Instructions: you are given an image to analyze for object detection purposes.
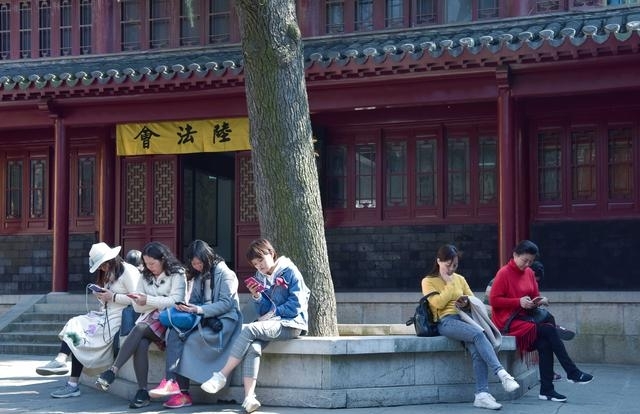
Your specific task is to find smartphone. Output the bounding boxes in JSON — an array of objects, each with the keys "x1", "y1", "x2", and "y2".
[
  {"x1": 175, "y1": 301, "x2": 186, "y2": 306},
  {"x1": 244, "y1": 276, "x2": 266, "y2": 292},
  {"x1": 533, "y1": 296, "x2": 543, "y2": 305},
  {"x1": 87, "y1": 283, "x2": 105, "y2": 293}
]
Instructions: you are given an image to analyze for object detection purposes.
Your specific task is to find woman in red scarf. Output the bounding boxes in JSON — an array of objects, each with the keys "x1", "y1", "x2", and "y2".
[{"x1": 490, "y1": 240, "x2": 593, "y2": 403}]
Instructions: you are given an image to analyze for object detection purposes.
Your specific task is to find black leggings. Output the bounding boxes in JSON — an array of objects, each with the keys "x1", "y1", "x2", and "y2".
[
  {"x1": 60, "y1": 342, "x2": 83, "y2": 378},
  {"x1": 112, "y1": 323, "x2": 162, "y2": 389},
  {"x1": 534, "y1": 323, "x2": 579, "y2": 393}
]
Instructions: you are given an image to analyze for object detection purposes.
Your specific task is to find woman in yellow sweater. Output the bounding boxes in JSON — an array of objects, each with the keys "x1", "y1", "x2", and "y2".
[{"x1": 421, "y1": 244, "x2": 519, "y2": 410}]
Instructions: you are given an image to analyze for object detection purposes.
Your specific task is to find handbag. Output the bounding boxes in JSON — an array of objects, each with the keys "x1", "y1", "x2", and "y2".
[
  {"x1": 525, "y1": 307, "x2": 551, "y2": 324},
  {"x1": 201, "y1": 316, "x2": 223, "y2": 332},
  {"x1": 120, "y1": 305, "x2": 140, "y2": 336},
  {"x1": 501, "y1": 307, "x2": 553, "y2": 334},
  {"x1": 405, "y1": 292, "x2": 439, "y2": 337},
  {"x1": 199, "y1": 274, "x2": 223, "y2": 333},
  {"x1": 113, "y1": 304, "x2": 140, "y2": 358},
  {"x1": 159, "y1": 307, "x2": 201, "y2": 339}
]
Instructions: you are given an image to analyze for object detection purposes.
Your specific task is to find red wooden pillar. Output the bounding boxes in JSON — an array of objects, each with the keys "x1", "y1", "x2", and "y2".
[
  {"x1": 496, "y1": 66, "x2": 515, "y2": 266},
  {"x1": 101, "y1": 128, "x2": 116, "y2": 247},
  {"x1": 52, "y1": 115, "x2": 69, "y2": 292}
]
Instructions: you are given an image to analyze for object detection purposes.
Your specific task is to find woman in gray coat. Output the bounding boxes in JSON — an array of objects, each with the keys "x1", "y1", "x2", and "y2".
[{"x1": 148, "y1": 239, "x2": 242, "y2": 409}]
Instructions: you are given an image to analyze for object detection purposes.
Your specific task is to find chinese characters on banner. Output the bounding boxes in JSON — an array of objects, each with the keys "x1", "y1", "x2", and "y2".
[{"x1": 116, "y1": 118, "x2": 251, "y2": 155}]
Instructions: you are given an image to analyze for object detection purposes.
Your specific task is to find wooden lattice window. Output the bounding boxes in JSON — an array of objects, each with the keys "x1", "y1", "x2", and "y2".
[
  {"x1": 355, "y1": 143, "x2": 376, "y2": 208},
  {"x1": 326, "y1": 0, "x2": 345, "y2": 33},
  {"x1": 29, "y1": 158, "x2": 46, "y2": 218},
  {"x1": 208, "y1": 0, "x2": 230, "y2": 44},
  {"x1": 385, "y1": 0, "x2": 404, "y2": 28},
  {"x1": 447, "y1": 137, "x2": 470, "y2": 206},
  {"x1": 326, "y1": 145, "x2": 348, "y2": 208},
  {"x1": 38, "y1": 0, "x2": 50, "y2": 57},
  {"x1": 608, "y1": 127, "x2": 633, "y2": 201},
  {"x1": 77, "y1": 155, "x2": 95, "y2": 217},
  {"x1": 385, "y1": 140, "x2": 407, "y2": 207},
  {"x1": 5, "y1": 160, "x2": 22, "y2": 219},
  {"x1": 355, "y1": 0, "x2": 373, "y2": 31},
  {"x1": 416, "y1": 137, "x2": 437, "y2": 207},
  {"x1": 571, "y1": 129, "x2": 597, "y2": 202},
  {"x1": 19, "y1": 1, "x2": 31, "y2": 58},
  {"x1": 478, "y1": 135, "x2": 497, "y2": 205},
  {"x1": 0, "y1": 2, "x2": 9, "y2": 59},
  {"x1": 537, "y1": 130, "x2": 562, "y2": 202}
]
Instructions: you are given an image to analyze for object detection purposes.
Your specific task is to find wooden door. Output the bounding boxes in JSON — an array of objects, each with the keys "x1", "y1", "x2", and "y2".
[
  {"x1": 119, "y1": 155, "x2": 179, "y2": 254},
  {"x1": 234, "y1": 151, "x2": 260, "y2": 283}
]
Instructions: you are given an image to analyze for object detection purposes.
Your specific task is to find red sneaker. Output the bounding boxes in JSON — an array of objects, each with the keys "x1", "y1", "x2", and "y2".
[
  {"x1": 163, "y1": 392, "x2": 193, "y2": 409},
  {"x1": 149, "y1": 378, "x2": 180, "y2": 398}
]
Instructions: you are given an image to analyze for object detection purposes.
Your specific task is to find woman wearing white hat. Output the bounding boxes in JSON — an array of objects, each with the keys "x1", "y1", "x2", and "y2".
[{"x1": 35, "y1": 242, "x2": 141, "y2": 399}]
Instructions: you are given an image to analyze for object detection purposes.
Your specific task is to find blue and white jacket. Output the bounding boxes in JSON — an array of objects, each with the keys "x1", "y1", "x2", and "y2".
[{"x1": 251, "y1": 256, "x2": 310, "y2": 334}]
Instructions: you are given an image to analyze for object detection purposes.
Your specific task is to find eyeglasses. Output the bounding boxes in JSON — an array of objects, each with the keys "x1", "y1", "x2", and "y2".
[{"x1": 516, "y1": 255, "x2": 536, "y2": 266}]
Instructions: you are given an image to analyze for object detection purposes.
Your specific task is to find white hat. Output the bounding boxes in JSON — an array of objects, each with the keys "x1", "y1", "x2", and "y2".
[{"x1": 89, "y1": 242, "x2": 122, "y2": 273}]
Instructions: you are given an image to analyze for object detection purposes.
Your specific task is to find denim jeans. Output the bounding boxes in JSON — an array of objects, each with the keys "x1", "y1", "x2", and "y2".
[
  {"x1": 230, "y1": 319, "x2": 302, "y2": 379},
  {"x1": 438, "y1": 314, "x2": 504, "y2": 394}
]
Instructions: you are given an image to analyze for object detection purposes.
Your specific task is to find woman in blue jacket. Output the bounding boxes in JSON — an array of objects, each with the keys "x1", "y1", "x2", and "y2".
[{"x1": 200, "y1": 238, "x2": 310, "y2": 413}]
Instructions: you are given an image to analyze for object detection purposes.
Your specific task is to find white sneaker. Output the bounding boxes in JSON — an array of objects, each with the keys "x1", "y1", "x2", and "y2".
[
  {"x1": 36, "y1": 359, "x2": 69, "y2": 376},
  {"x1": 497, "y1": 369, "x2": 520, "y2": 392},
  {"x1": 474, "y1": 392, "x2": 502, "y2": 410},
  {"x1": 200, "y1": 372, "x2": 227, "y2": 394},
  {"x1": 242, "y1": 394, "x2": 261, "y2": 413}
]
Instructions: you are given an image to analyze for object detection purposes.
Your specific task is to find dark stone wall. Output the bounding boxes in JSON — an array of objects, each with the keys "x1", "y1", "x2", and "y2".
[
  {"x1": 326, "y1": 224, "x2": 499, "y2": 292},
  {"x1": 531, "y1": 219, "x2": 640, "y2": 291},
  {"x1": 0, "y1": 234, "x2": 96, "y2": 294},
  {"x1": 1, "y1": 219, "x2": 637, "y2": 294}
]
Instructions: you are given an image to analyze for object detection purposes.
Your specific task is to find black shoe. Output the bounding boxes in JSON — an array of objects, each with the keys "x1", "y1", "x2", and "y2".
[
  {"x1": 95, "y1": 369, "x2": 115, "y2": 391},
  {"x1": 568, "y1": 371, "x2": 593, "y2": 384},
  {"x1": 539, "y1": 390, "x2": 567, "y2": 402},
  {"x1": 556, "y1": 326, "x2": 575, "y2": 341},
  {"x1": 129, "y1": 389, "x2": 150, "y2": 409}
]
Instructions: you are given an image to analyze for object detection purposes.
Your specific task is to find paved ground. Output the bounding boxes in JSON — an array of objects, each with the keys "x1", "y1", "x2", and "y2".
[{"x1": 1, "y1": 354, "x2": 637, "y2": 414}]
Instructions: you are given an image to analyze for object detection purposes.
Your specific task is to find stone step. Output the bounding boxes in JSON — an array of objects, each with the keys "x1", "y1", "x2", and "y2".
[
  {"x1": 0, "y1": 342, "x2": 58, "y2": 356},
  {"x1": 39, "y1": 293, "x2": 99, "y2": 304},
  {"x1": 7, "y1": 321, "x2": 68, "y2": 332},
  {"x1": 0, "y1": 331, "x2": 61, "y2": 344},
  {"x1": 0, "y1": 294, "x2": 99, "y2": 357},
  {"x1": 33, "y1": 302, "x2": 101, "y2": 314},
  {"x1": 15, "y1": 312, "x2": 86, "y2": 323}
]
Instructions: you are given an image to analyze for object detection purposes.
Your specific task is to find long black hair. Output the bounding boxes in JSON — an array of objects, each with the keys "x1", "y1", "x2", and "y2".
[
  {"x1": 96, "y1": 256, "x2": 125, "y2": 287},
  {"x1": 140, "y1": 241, "x2": 184, "y2": 284},
  {"x1": 426, "y1": 244, "x2": 460, "y2": 277},
  {"x1": 184, "y1": 239, "x2": 224, "y2": 281},
  {"x1": 513, "y1": 240, "x2": 539, "y2": 256}
]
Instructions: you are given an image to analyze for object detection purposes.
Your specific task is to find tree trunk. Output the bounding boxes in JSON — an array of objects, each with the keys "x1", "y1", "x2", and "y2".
[{"x1": 235, "y1": 0, "x2": 338, "y2": 336}]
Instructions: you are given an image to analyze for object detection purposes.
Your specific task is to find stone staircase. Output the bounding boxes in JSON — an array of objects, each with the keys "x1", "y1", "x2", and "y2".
[{"x1": 0, "y1": 293, "x2": 101, "y2": 356}]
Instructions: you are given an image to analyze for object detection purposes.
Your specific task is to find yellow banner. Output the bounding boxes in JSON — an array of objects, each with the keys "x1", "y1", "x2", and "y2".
[{"x1": 116, "y1": 118, "x2": 250, "y2": 155}]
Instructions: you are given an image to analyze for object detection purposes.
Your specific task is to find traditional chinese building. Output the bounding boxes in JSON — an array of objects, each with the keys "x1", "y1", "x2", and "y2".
[{"x1": 0, "y1": 0, "x2": 639, "y2": 294}]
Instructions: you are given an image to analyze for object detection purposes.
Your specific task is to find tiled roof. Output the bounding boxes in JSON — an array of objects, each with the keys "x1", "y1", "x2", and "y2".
[{"x1": 0, "y1": 8, "x2": 638, "y2": 100}]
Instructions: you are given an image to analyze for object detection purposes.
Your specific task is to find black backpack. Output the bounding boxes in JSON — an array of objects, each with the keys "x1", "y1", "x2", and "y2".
[{"x1": 406, "y1": 292, "x2": 439, "y2": 337}]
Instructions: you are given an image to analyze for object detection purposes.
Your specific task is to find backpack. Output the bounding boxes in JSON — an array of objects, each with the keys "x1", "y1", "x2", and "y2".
[{"x1": 405, "y1": 292, "x2": 439, "y2": 337}]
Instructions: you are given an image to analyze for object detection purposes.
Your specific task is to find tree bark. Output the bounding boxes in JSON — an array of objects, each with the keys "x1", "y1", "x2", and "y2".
[{"x1": 235, "y1": 0, "x2": 338, "y2": 336}]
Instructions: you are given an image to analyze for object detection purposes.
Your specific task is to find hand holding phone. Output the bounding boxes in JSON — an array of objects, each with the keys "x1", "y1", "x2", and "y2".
[
  {"x1": 532, "y1": 296, "x2": 547, "y2": 307},
  {"x1": 455, "y1": 295, "x2": 470, "y2": 310},
  {"x1": 88, "y1": 283, "x2": 105, "y2": 293},
  {"x1": 244, "y1": 276, "x2": 265, "y2": 293}
]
